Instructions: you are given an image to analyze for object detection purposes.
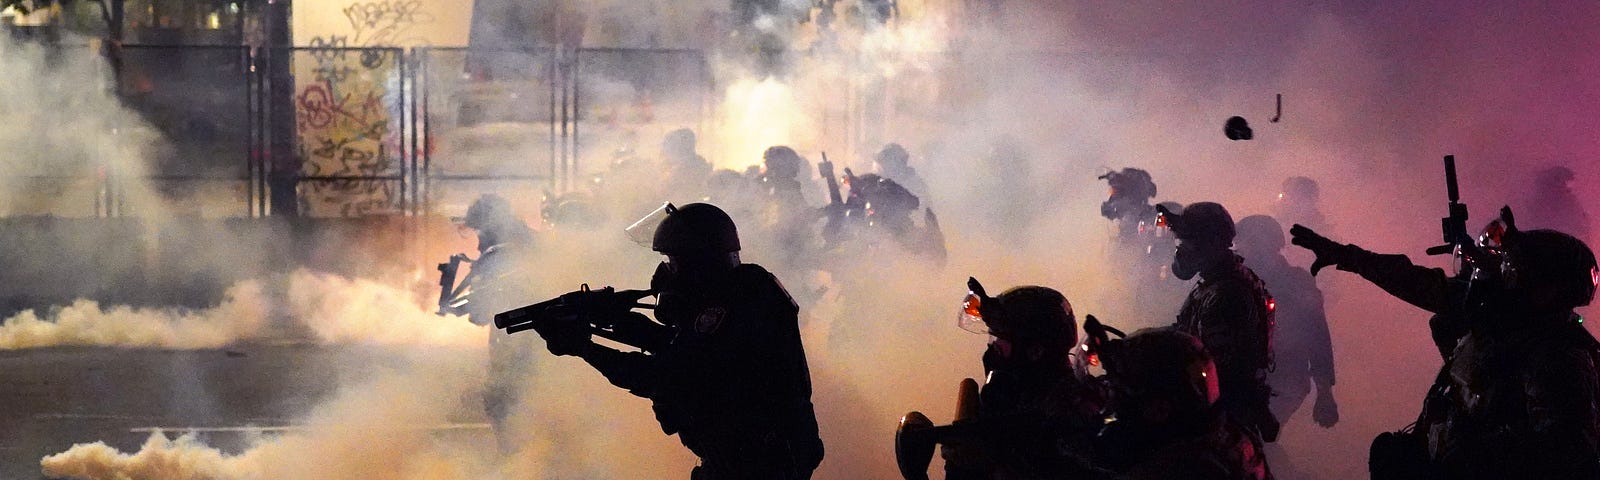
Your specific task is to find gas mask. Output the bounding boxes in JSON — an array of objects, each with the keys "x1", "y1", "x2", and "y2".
[
  {"x1": 650, "y1": 262, "x2": 697, "y2": 327},
  {"x1": 1172, "y1": 238, "x2": 1209, "y2": 281}
]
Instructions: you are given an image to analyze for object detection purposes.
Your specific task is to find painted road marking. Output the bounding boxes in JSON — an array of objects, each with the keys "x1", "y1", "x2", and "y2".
[{"x1": 129, "y1": 423, "x2": 492, "y2": 433}]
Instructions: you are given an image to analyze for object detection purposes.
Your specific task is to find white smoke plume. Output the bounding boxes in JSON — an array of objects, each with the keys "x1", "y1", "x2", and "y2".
[
  {"x1": 20, "y1": 1, "x2": 1600, "y2": 480},
  {"x1": 0, "y1": 269, "x2": 481, "y2": 350},
  {"x1": 0, "y1": 36, "x2": 170, "y2": 217},
  {"x1": 283, "y1": 269, "x2": 482, "y2": 348},
  {"x1": 41, "y1": 355, "x2": 490, "y2": 480},
  {"x1": 0, "y1": 281, "x2": 269, "y2": 350}
]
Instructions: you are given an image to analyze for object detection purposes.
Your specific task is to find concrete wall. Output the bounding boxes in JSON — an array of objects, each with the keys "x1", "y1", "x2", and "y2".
[{"x1": 293, "y1": 0, "x2": 474, "y2": 48}]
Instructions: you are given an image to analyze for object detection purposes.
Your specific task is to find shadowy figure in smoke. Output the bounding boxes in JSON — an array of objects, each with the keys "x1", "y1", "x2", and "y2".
[
  {"x1": 1157, "y1": 202, "x2": 1280, "y2": 447},
  {"x1": 1100, "y1": 168, "x2": 1159, "y2": 246},
  {"x1": 662, "y1": 128, "x2": 714, "y2": 201},
  {"x1": 973, "y1": 137, "x2": 1046, "y2": 241},
  {"x1": 532, "y1": 203, "x2": 824, "y2": 479},
  {"x1": 1293, "y1": 211, "x2": 1600, "y2": 480},
  {"x1": 838, "y1": 173, "x2": 946, "y2": 266},
  {"x1": 705, "y1": 168, "x2": 763, "y2": 223},
  {"x1": 874, "y1": 143, "x2": 929, "y2": 201},
  {"x1": 1099, "y1": 169, "x2": 1187, "y2": 326},
  {"x1": 541, "y1": 190, "x2": 607, "y2": 232},
  {"x1": 447, "y1": 194, "x2": 538, "y2": 454},
  {"x1": 1235, "y1": 215, "x2": 1338, "y2": 429},
  {"x1": 729, "y1": 0, "x2": 811, "y2": 77},
  {"x1": 754, "y1": 146, "x2": 822, "y2": 270},
  {"x1": 1271, "y1": 177, "x2": 1328, "y2": 234},
  {"x1": 1519, "y1": 166, "x2": 1592, "y2": 240}
]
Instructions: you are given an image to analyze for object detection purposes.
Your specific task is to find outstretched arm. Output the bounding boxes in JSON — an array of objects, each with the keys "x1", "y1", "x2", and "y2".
[{"x1": 1290, "y1": 224, "x2": 1460, "y2": 315}]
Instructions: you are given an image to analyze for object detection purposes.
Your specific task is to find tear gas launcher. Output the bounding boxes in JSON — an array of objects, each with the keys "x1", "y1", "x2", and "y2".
[
  {"x1": 435, "y1": 254, "x2": 472, "y2": 316},
  {"x1": 493, "y1": 284, "x2": 666, "y2": 351},
  {"x1": 817, "y1": 153, "x2": 858, "y2": 241}
]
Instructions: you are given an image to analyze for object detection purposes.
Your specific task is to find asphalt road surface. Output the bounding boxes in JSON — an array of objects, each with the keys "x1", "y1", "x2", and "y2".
[{"x1": 0, "y1": 343, "x2": 490, "y2": 479}]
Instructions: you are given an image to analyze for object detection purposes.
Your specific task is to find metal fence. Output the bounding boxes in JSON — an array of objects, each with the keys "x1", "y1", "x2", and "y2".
[
  {"x1": 415, "y1": 47, "x2": 560, "y2": 216},
  {"x1": 279, "y1": 46, "x2": 412, "y2": 217},
  {"x1": 121, "y1": 44, "x2": 256, "y2": 218},
  {"x1": 7, "y1": 44, "x2": 712, "y2": 218},
  {"x1": 414, "y1": 47, "x2": 711, "y2": 217}
]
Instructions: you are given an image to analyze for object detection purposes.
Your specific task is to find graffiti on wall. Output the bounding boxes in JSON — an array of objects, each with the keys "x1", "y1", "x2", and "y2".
[
  {"x1": 292, "y1": 0, "x2": 438, "y2": 217},
  {"x1": 294, "y1": 45, "x2": 402, "y2": 217},
  {"x1": 341, "y1": 0, "x2": 435, "y2": 47}
]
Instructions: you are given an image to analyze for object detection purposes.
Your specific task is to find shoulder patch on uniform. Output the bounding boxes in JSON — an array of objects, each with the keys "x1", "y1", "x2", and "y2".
[{"x1": 695, "y1": 307, "x2": 728, "y2": 334}]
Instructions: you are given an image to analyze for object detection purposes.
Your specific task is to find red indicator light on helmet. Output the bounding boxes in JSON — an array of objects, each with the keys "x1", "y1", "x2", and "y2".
[{"x1": 1266, "y1": 298, "x2": 1276, "y2": 312}]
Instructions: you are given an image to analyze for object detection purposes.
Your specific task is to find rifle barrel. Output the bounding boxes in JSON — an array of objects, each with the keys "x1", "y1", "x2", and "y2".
[{"x1": 1443, "y1": 155, "x2": 1459, "y2": 203}]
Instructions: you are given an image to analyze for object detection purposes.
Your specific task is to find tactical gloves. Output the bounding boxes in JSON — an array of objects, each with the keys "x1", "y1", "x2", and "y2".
[
  {"x1": 533, "y1": 313, "x2": 592, "y2": 356},
  {"x1": 1289, "y1": 224, "x2": 1357, "y2": 276}
]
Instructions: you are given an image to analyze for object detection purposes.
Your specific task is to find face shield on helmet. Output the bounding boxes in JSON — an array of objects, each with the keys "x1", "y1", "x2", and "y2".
[
  {"x1": 957, "y1": 277, "x2": 991, "y2": 334},
  {"x1": 1450, "y1": 218, "x2": 1513, "y2": 286},
  {"x1": 1479, "y1": 219, "x2": 1513, "y2": 283},
  {"x1": 1154, "y1": 206, "x2": 1171, "y2": 237},
  {"x1": 958, "y1": 292, "x2": 987, "y2": 334},
  {"x1": 625, "y1": 202, "x2": 676, "y2": 248}
]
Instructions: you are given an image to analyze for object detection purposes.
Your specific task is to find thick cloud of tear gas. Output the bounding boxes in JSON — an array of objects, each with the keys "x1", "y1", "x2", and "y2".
[
  {"x1": 0, "y1": 281, "x2": 269, "y2": 350},
  {"x1": 43, "y1": 355, "x2": 489, "y2": 480},
  {"x1": 0, "y1": 270, "x2": 480, "y2": 349},
  {"x1": 284, "y1": 269, "x2": 482, "y2": 347},
  {"x1": 42, "y1": 432, "x2": 250, "y2": 480},
  {"x1": 626, "y1": 2, "x2": 1600, "y2": 479},
  {"x1": 0, "y1": 36, "x2": 171, "y2": 217},
  {"x1": 33, "y1": 1, "x2": 1600, "y2": 479}
]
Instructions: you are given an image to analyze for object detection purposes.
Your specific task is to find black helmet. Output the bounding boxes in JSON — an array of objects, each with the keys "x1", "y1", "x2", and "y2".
[
  {"x1": 985, "y1": 286, "x2": 1078, "y2": 348},
  {"x1": 1224, "y1": 116, "x2": 1253, "y2": 141},
  {"x1": 1107, "y1": 168, "x2": 1157, "y2": 200},
  {"x1": 1235, "y1": 214, "x2": 1286, "y2": 254},
  {"x1": 664, "y1": 128, "x2": 697, "y2": 153},
  {"x1": 1159, "y1": 202, "x2": 1235, "y2": 243},
  {"x1": 1509, "y1": 229, "x2": 1598, "y2": 308},
  {"x1": 652, "y1": 203, "x2": 741, "y2": 255},
  {"x1": 1106, "y1": 328, "x2": 1219, "y2": 408},
  {"x1": 1535, "y1": 166, "x2": 1576, "y2": 189},
  {"x1": 876, "y1": 143, "x2": 910, "y2": 168},
  {"x1": 462, "y1": 194, "x2": 515, "y2": 231},
  {"x1": 541, "y1": 192, "x2": 604, "y2": 230},
  {"x1": 1280, "y1": 176, "x2": 1320, "y2": 201},
  {"x1": 763, "y1": 146, "x2": 803, "y2": 180}
]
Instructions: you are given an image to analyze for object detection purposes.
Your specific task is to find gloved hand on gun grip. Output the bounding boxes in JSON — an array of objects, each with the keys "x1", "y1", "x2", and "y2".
[
  {"x1": 1289, "y1": 224, "x2": 1355, "y2": 276},
  {"x1": 610, "y1": 311, "x2": 671, "y2": 352},
  {"x1": 533, "y1": 314, "x2": 592, "y2": 357}
]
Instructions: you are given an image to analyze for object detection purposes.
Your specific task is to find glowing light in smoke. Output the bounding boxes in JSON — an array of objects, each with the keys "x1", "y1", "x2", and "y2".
[{"x1": 713, "y1": 78, "x2": 808, "y2": 172}]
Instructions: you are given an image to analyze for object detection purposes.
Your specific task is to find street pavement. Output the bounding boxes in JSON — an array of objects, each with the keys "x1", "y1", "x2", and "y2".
[{"x1": 0, "y1": 343, "x2": 489, "y2": 479}]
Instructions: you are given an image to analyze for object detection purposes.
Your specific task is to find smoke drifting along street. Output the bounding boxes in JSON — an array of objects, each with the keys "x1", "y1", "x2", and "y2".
[{"x1": 2, "y1": 1, "x2": 1598, "y2": 479}]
